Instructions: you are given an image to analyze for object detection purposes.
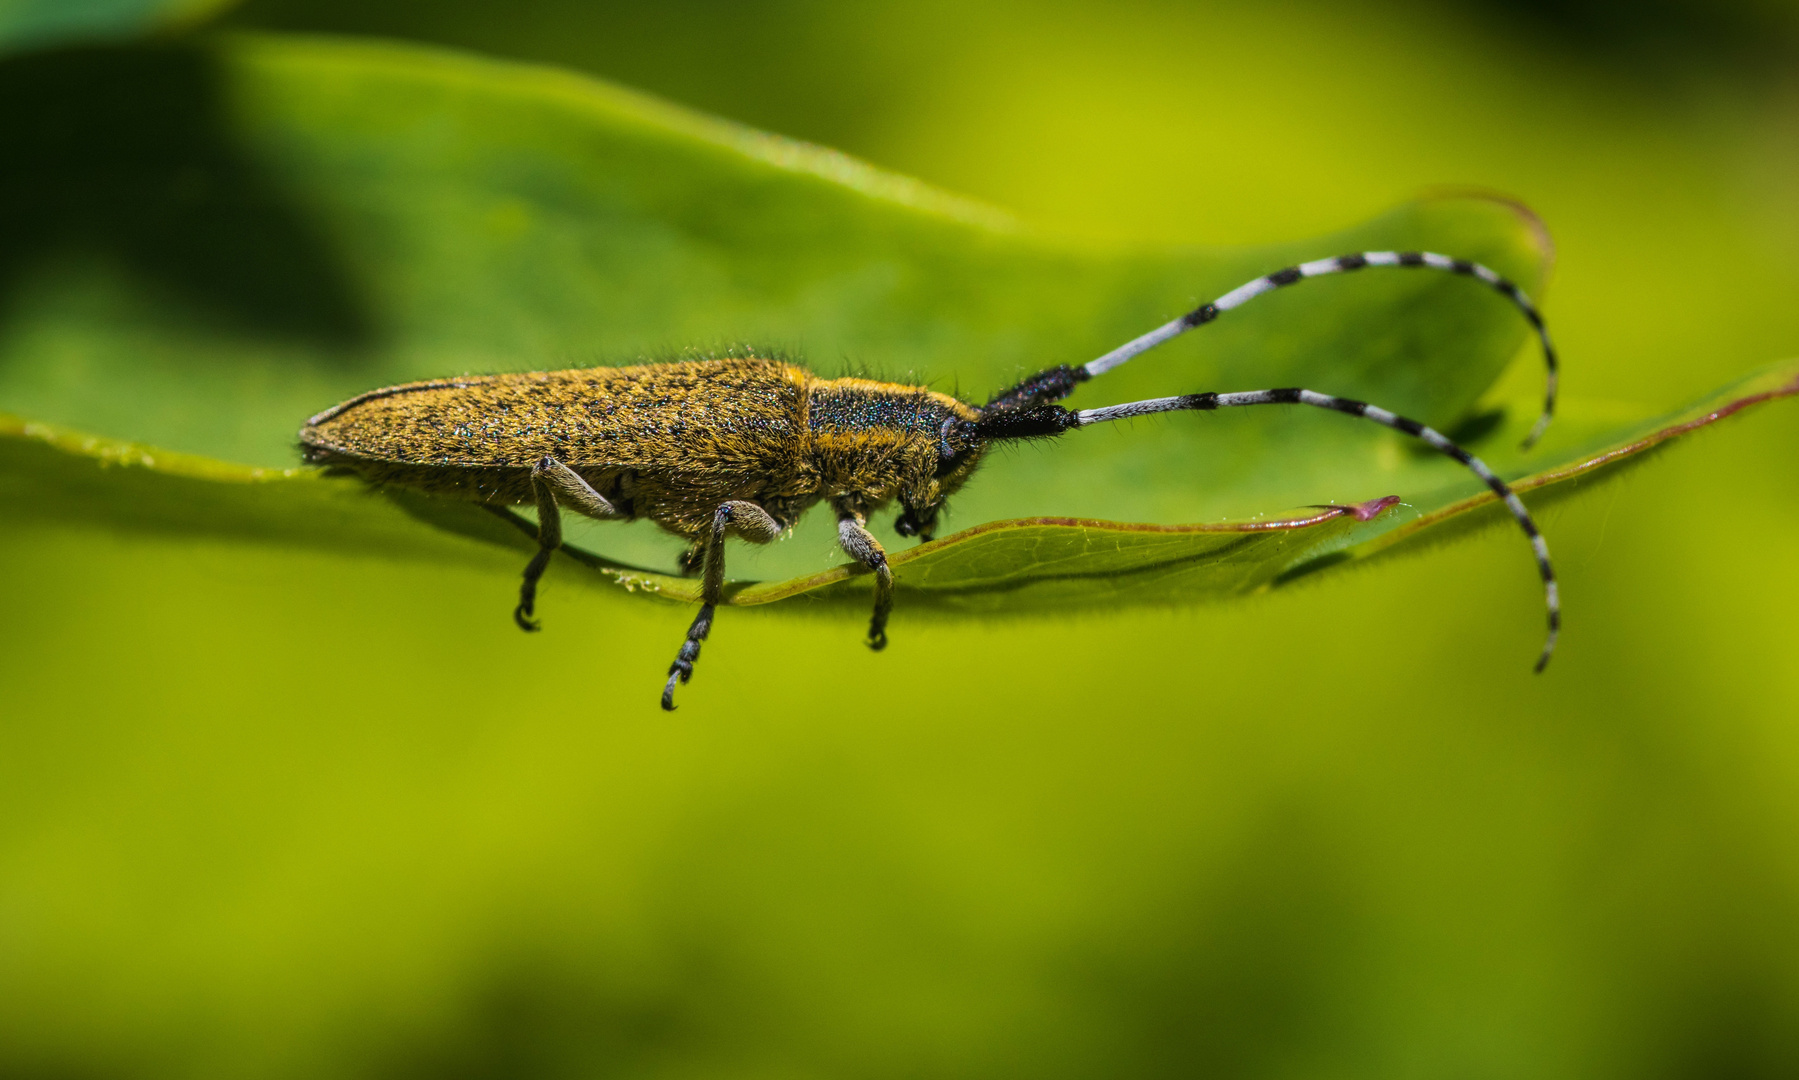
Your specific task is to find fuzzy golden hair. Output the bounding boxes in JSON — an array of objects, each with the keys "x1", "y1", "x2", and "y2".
[{"x1": 300, "y1": 358, "x2": 985, "y2": 539}]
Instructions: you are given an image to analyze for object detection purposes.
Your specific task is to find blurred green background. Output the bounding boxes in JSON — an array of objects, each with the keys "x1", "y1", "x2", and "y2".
[{"x1": 3, "y1": 0, "x2": 1799, "y2": 1076}]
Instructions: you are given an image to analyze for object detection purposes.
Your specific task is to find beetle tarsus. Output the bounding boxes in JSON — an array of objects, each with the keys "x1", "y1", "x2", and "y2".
[
  {"x1": 513, "y1": 546, "x2": 554, "y2": 633},
  {"x1": 661, "y1": 603, "x2": 713, "y2": 711},
  {"x1": 835, "y1": 506, "x2": 895, "y2": 658}
]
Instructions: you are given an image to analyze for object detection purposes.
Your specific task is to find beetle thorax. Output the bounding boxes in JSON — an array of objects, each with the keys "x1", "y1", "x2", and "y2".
[{"x1": 804, "y1": 377, "x2": 982, "y2": 512}]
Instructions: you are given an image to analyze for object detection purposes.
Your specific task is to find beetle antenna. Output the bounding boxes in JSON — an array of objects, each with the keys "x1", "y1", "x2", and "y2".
[
  {"x1": 987, "y1": 252, "x2": 1558, "y2": 448},
  {"x1": 980, "y1": 388, "x2": 1560, "y2": 670},
  {"x1": 1093, "y1": 254, "x2": 1557, "y2": 447}
]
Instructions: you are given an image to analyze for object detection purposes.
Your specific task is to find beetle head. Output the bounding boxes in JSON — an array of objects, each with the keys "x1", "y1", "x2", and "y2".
[{"x1": 896, "y1": 418, "x2": 987, "y2": 540}]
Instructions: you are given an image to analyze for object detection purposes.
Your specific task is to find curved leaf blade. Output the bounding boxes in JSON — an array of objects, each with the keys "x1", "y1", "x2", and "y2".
[
  {"x1": 0, "y1": 35, "x2": 1787, "y2": 613},
  {"x1": 613, "y1": 360, "x2": 1799, "y2": 608},
  {"x1": 0, "y1": 35, "x2": 1543, "y2": 527},
  {"x1": 6, "y1": 360, "x2": 1792, "y2": 612}
]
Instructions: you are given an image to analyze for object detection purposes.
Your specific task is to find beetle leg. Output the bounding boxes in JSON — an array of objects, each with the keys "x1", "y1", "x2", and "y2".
[
  {"x1": 678, "y1": 543, "x2": 704, "y2": 577},
  {"x1": 534, "y1": 457, "x2": 628, "y2": 521},
  {"x1": 662, "y1": 501, "x2": 777, "y2": 710},
  {"x1": 724, "y1": 500, "x2": 781, "y2": 543},
  {"x1": 513, "y1": 462, "x2": 565, "y2": 632},
  {"x1": 834, "y1": 503, "x2": 893, "y2": 651},
  {"x1": 512, "y1": 456, "x2": 628, "y2": 631}
]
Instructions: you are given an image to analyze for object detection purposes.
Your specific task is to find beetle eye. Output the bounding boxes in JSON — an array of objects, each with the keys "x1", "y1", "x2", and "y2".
[{"x1": 937, "y1": 417, "x2": 979, "y2": 468}]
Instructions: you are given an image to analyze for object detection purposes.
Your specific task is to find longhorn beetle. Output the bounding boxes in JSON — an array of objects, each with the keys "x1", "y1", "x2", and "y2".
[{"x1": 301, "y1": 251, "x2": 1559, "y2": 710}]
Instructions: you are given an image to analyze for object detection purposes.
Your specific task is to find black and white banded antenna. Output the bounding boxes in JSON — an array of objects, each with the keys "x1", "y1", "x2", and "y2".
[
  {"x1": 1082, "y1": 252, "x2": 1559, "y2": 448},
  {"x1": 966, "y1": 386, "x2": 1562, "y2": 671}
]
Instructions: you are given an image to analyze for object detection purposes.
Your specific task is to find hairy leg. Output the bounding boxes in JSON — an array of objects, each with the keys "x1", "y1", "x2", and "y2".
[
  {"x1": 512, "y1": 456, "x2": 630, "y2": 631},
  {"x1": 535, "y1": 457, "x2": 628, "y2": 521},
  {"x1": 834, "y1": 502, "x2": 894, "y2": 650},
  {"x1": 661, "y1": 500, "x2": 781, "y2": 710}
]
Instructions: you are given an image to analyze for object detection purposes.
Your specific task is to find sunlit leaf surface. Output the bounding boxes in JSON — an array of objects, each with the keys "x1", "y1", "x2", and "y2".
[
  {"x1": 0, "y1": 33, "x2": 1566, "y2": 583},
  {"x1": 4, "y1": 32, "x2": 1792, "y2": 611},
  {"x1": 7, "y1": 361, "x2": 1795, "y2": 617}
]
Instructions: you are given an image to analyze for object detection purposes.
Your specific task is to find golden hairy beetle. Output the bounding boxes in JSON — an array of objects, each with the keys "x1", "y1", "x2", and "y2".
[{"x1": 302, "y1": 250, "x2": 1562, "y2": 709}]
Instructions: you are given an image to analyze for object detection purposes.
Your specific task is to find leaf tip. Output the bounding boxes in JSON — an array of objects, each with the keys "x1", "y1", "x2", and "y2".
[{"x1": 1309, "y1": 495, "x2": 1402, "y2": 523}]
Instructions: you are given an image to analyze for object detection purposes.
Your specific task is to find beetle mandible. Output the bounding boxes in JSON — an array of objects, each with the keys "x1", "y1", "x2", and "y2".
[{"x1": 301, "y1": 251, "x2": 1560, "y2": 709}]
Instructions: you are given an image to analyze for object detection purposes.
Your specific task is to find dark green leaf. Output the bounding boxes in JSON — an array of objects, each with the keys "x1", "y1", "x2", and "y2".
[{"x1": 0, "y1": 0, "x2": 236, "y2": 54}]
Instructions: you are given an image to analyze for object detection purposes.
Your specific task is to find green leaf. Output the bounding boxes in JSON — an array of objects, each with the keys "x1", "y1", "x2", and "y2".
[
  {"x1": 0, "y1": 0, "x2": 237, "y2": 54},
  {"x1": 0, "y1": 33, "x2": 1564, "y2": 583},
  {"x1": 8, "y1": 362, "x2": 1796, "y2": 614},
  {"x1": 1, "y1": 34, "x2": 1543, "y2": 483},
  {"x1": 1, "y1": 33, "x2": 1791, "y2": 613}
]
